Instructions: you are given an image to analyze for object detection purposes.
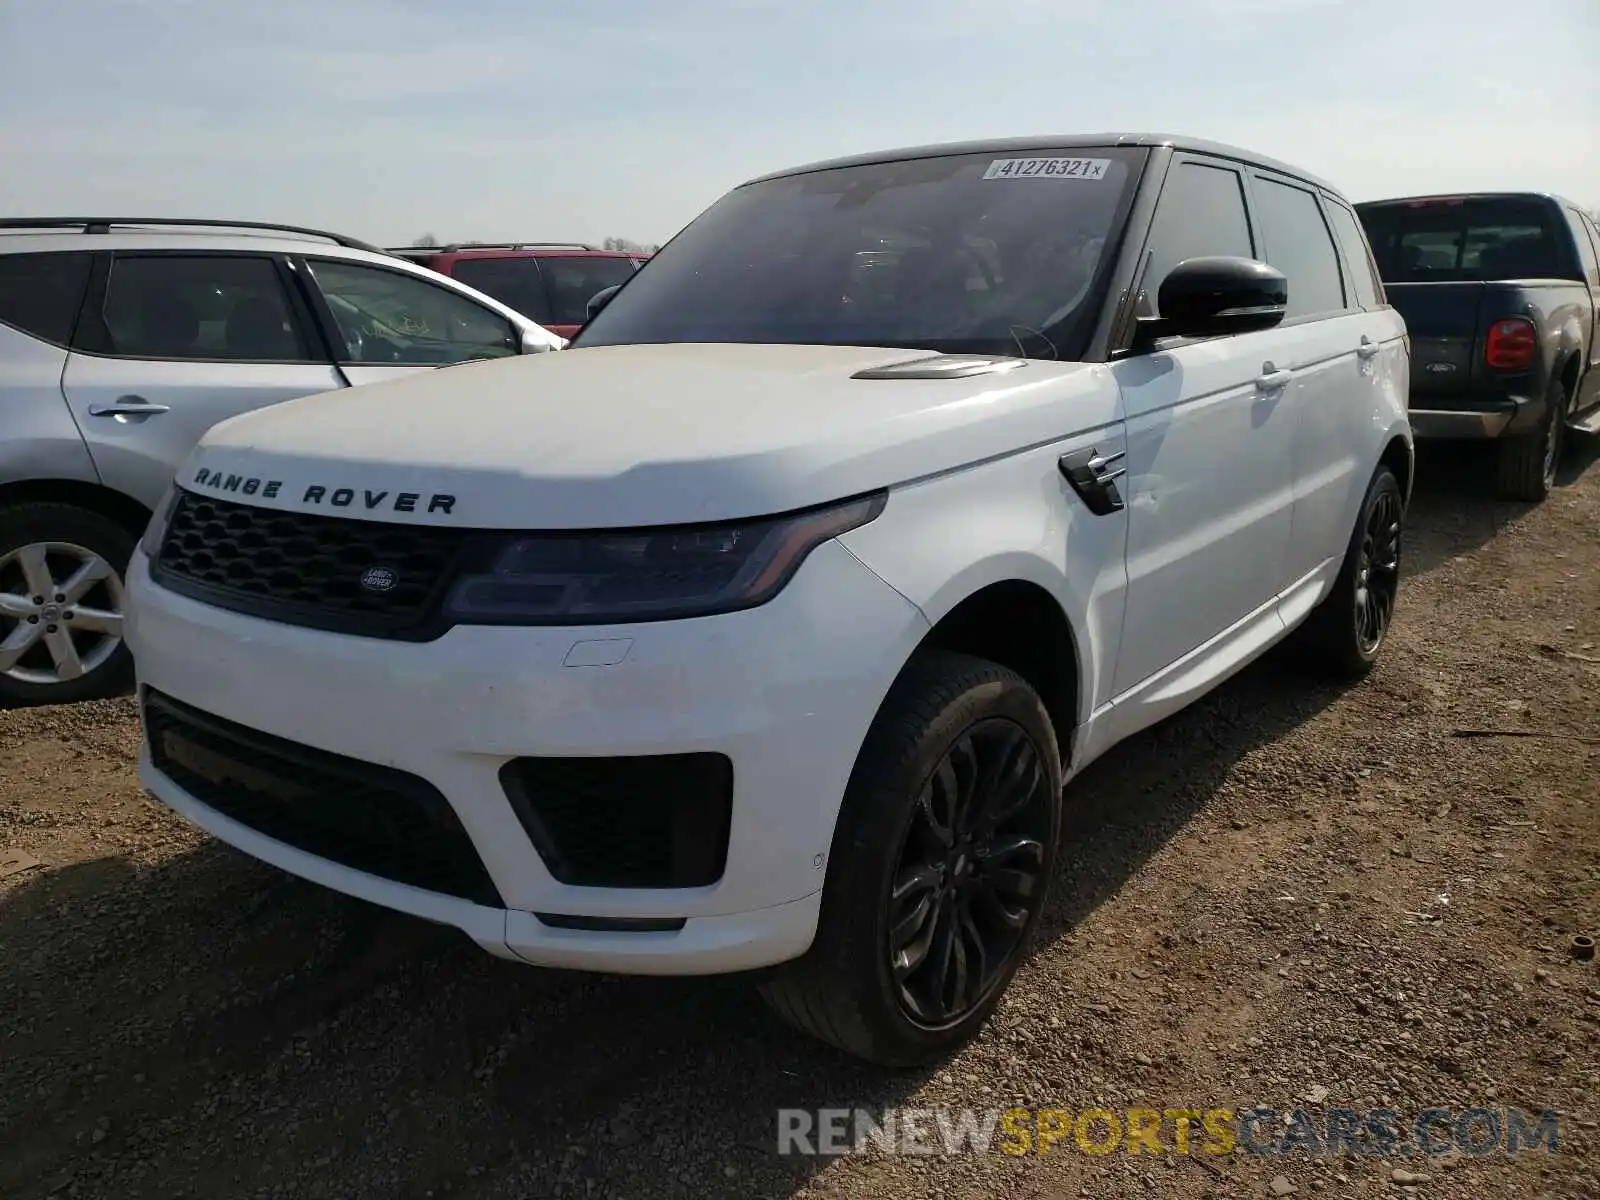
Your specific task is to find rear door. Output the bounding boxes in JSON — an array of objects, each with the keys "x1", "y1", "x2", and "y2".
[
  {"x1": 1244, "y1": 173, "x2": 1385, "y2": 588},
  {"x1": 60, "y1": 252, "x2": 344, "y2": 511},
  {"x1": 297, "y1": 257, "x2": 524, "y2": 388}
]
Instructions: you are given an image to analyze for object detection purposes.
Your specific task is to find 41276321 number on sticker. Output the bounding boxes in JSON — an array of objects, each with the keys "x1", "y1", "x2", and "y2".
[{"x1": 982, "y1": 157, "x2": 1110, "y2": 181}]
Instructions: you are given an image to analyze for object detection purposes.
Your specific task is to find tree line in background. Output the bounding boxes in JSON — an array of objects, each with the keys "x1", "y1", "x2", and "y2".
[{"x1": 410, "y1": 234, "x2": 660, "y2": 252}]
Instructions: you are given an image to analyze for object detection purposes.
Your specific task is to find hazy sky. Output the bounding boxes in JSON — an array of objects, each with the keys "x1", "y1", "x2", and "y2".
[{"x1": 2, "y1": 0, "x2": 1597, "y2": 248}]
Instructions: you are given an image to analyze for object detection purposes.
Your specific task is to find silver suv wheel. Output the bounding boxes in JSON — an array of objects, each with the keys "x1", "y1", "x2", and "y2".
[{"x1": 0, "y1": 541, "x2": 126, "y2": 685}]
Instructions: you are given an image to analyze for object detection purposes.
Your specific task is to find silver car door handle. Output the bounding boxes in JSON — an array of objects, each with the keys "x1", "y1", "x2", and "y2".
[
  {"x1": 88, "y1": 398, "x2": 171, "y2": 417},
  {"x1": 1255, "y1": 362, "x2": 1293, "y2": 391},
  {"x1": 1356, "y1": 338, "x2": 1381, "y2": 360}
]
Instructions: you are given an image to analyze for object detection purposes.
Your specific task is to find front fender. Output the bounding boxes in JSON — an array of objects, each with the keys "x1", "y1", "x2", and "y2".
[{"x1": 839, "y1": 436, "x2": 1129, "y2": 727}]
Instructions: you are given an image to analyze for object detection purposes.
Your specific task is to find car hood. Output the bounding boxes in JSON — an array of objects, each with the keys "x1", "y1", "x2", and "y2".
[{"x1": 181, "y1": 343, "x2": 1112, "y2": 529}]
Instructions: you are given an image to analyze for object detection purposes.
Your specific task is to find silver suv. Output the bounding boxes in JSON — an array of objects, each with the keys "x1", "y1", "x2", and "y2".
[{"x1": 0, "y1": 218, "x2": 563, "y2": 706}]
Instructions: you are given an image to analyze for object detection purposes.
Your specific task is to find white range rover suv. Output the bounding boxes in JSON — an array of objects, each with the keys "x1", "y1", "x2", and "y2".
[{"x1": 127, "y1": 135, "x2": 1412, "y2": 1066}]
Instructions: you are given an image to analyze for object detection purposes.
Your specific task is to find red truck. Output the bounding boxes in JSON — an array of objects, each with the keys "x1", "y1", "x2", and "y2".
[{"x1": 387, "y1": 243, "x2": 649, "y2": 340}]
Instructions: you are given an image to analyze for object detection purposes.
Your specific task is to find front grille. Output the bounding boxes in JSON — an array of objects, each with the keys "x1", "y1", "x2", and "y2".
[
  {"x1": 499, "y1": 754, "x2": 734, "y2": 889},
  {"x1": 151, "y1": 491, "x2": 464, "y2": 640},
  {"x1": 144, "y1": 689, "x2": 502, "y2": 906}
]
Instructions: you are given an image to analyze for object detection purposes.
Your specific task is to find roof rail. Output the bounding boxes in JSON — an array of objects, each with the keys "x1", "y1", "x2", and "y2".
[
  {"x1": 0, "y1": 217, "x2": 386, "y2": 254},
  {"x1": 387, "y1": 240, "x2": 604, "y2": 253}
]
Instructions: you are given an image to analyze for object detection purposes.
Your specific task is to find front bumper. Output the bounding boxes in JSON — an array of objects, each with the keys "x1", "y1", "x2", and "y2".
[{"x1": 126, "y1": 539, "x2": 929, "y2": 974}]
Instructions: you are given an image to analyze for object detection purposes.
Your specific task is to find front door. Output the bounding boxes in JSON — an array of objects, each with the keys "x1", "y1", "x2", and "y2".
[
  {"x1": 297, "y1": 257, "x2": 524, "y2": 389},
  {"x1": 1110, "y1": 155, "x2": 1297, "y2": 698},
  {"x1": 61, "y1": 252, "x2": 345, "y2": 511}
]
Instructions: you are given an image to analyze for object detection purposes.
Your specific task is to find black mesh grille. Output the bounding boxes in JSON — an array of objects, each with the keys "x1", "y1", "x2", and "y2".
[
  {"x1": 499, "y1": 755, "x2": 734, "y2": 889},
  {"x1": 144, "y1": 689, "x2": 502, "y2": 906},
  {"x1": 151, "y1": 491, "x2": 465, "y2": 640}
]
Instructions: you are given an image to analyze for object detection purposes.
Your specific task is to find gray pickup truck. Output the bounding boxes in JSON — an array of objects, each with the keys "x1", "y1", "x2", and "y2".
[{"x1": 1355, "y1": 193, "x2": 1600, "y2": 501}]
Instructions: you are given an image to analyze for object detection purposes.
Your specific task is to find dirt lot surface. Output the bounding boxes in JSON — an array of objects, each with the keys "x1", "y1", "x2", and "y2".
[{"x1": 3, "y1": 442, "x2": 1598, "y2": 1200}]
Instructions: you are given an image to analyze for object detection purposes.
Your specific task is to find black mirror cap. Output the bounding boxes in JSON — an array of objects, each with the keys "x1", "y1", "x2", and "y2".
[
  {"x1": 1143, "y1": 256, "x2": 1288, "y2": 343},
  {"x1": 586, "y1": 284, "x2": 623, "y2": 322}
]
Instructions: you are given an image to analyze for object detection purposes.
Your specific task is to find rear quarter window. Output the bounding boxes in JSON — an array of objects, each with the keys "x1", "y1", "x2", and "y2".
[{"x1": 0, "y1": 251, "x2": 93, "y2": 346}]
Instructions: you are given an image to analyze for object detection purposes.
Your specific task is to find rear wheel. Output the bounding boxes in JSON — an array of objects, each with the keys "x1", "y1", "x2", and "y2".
[
  {"x1": 1297, "y1": 464, "x2": 1403, "y2": 679},
  {"x1": 759, "y1": 650, "x2": 1062, "y2": 1067},
  {"x1": 1495, "y1": 377, "x2": 1567, "y2": 502},
  {"x1": 0, "y1": 504, "x2": 136, "y2": 707}
]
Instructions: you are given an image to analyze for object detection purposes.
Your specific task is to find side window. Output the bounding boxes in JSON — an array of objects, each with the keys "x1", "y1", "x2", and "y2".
[
  {"x1": 536, "y1": 256, "x2": 645, "y2": 326},
  {"x1": 1141, "y1": 160, "x2": 1254, "y2": 315},
  {"x1": 307, "y1": 260, "x2": 519, "y2": 366},
  {"x1": 0, "y1": 252, "x2": 93, "y2": 347},
  {"x1": 448, "y1": 258, "x2": 553, "y2": 323},
  {"x1": 1251, "y1": 177, "x2": 1348, "y2": 319},
  {"x1": 1564, "y1": 209, "x2": 1600, "y2": 287},
  {"x1": 98, "y1": 255, "x2": 316, "y2": 362},
  {"x1": 1323, "y1": 201, "x2": 1385, "y2": 309}
]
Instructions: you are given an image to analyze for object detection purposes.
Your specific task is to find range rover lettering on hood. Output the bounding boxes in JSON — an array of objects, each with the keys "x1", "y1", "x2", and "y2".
[{"x1": 190, "y1": 468, "x2": 456, "y2": 515}]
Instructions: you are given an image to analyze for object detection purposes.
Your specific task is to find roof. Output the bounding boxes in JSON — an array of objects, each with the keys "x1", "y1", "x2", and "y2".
[{"x1": 742, "y1": 132, "x2": 1344, "y2": 197}]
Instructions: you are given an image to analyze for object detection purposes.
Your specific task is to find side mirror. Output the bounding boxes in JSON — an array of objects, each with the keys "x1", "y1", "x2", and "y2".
[
  {"x1": 586, "y1": 284, "x2": 622, "y2": 322},
  {"x1": 1134, "y1": 256, "x2": 1287, "y2": 347}
]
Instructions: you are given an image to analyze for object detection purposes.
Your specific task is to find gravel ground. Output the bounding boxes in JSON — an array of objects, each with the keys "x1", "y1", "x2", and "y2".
[{"x1": 2, "y1": 441, "x2": 1598, "y2": 1200}]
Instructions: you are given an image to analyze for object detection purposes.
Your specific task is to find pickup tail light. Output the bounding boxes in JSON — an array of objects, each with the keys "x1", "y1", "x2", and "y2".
[{"x1": 1484, "y1": 317, "x2": 1536, "y2": 370}]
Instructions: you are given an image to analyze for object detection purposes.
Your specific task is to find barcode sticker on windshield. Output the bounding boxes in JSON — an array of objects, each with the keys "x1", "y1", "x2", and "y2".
[{"x1": 982, "y1": 157, "x2": 1111, "y2": 181}]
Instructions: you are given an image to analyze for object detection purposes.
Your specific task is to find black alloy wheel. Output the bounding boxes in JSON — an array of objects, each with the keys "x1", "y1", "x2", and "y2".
[{"x1": 886, "y1": 717, "x2": 1053, "y2": 1028}]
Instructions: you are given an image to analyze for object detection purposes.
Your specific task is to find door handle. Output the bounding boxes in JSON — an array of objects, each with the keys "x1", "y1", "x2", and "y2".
[
  {"x1": 1356, "y1": 337, "x2": 1381, "y2": 361},
  {"x1": 88, "y1": 397, "x2": 171, "y2": 418},
  {"x1": 1255, "y1": 362, "x2": 1293, "y2": 392}
]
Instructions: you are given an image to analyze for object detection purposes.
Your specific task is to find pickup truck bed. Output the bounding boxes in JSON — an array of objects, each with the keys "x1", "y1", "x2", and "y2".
[{"x1": 1356, "y1": 193, "x2": 1600, "y2": 501}]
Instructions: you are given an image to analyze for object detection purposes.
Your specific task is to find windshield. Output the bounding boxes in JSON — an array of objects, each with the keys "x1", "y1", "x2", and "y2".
[
  {"x1": 1358, "y1": 198, "x2": 1578, "y2": 283},
  {"x1": 574, "y1": 147, "x2": 1146, "y2": 360}
]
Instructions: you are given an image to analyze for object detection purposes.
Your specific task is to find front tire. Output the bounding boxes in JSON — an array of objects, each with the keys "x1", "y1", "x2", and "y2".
[
  {"x1": 0, "y1": 503, "x2": 136, "y2": 707},
  {"x1": 759, "y1": 650, "x2": 1062, "y2": 1067},
  {"x1": 1495, "y1": 377, "x2": 1567, "y2": 502},
  {"x1": 1297, "y1": 464, "x2": 1403, "y2": 680}
]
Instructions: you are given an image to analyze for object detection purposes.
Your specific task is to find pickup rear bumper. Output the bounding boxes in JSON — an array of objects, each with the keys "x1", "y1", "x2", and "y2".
[{"x1": 1408, "y1": 390, "x2": 1545, "y2": 440}]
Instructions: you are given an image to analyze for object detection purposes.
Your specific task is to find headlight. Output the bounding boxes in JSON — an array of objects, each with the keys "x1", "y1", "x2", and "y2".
[
  {"x1": 443, "y1": 492, "x2": 886, "y2": 626},
  {"x1": 139, "y1": 483, "x2": 181, "y2": 558}
]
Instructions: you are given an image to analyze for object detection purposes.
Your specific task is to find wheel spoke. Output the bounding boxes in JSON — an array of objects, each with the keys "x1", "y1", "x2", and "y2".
[
  {"x1": 0, "y1": 621, "x2": 42, "y2": 671},
  {"x1": 43, "y1": 627, "x2": 84, "y2": 680},
  {"x1": 60, "y1": 556, "x2": 112, "y2": 604},
  {"x1": 69, "y1": 606, "x2": 123, "y2": 636},
  {"x1": 947, "y1": 735, "x2": 981, "y2": 831},
  {"x1": 16, "y1": 545, "x2": 55, "y2": 599},
  {"x1": 0, "y1": 591, "x2": 36, "y2": 619},
  {"x1": 918, "y1": 763, "x2": 959, "y2": 848},
  {"x1": 930, "y1": 902, "x2": 963, "y2": 1013},
  {"x1": 954, "y1": 901, "x2": 988, "y2": 1007},
  {"x1": 974, "y1": 736, "x2": 1041, "y2": 832},
  {"x1": 893, "y1": 889, "x2": 946, "y2": 979},
  {"x1": 972, "y1": 877, "x2": 1031, "y2": 929},
  {"x1": 888, "y1": 864, "x2": 942, "y2": 953}
]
